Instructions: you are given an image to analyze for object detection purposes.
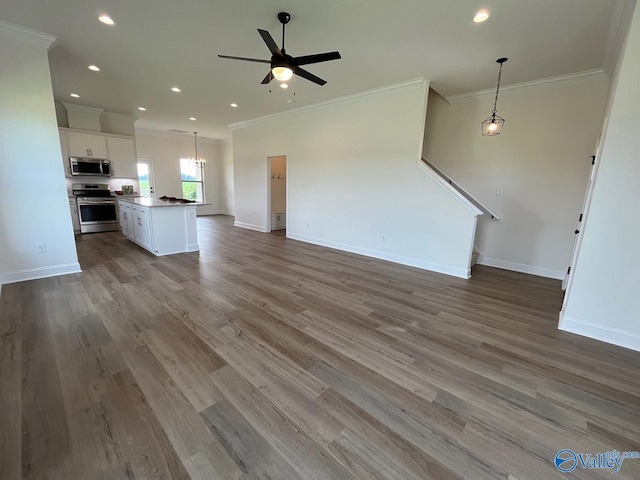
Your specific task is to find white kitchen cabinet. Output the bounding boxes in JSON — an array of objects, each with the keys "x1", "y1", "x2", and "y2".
[
  {"x1": 67, "y1": 131, "x2": 108, "y2": 158},
  {"x1": 60, "y1": 131, "x2": 71, "y2": 177},
  {"x1": 118, "y1": 199, "x2": 199, "y2": 256},
  {"x1": 68, "y1": 198, "x2": 80, "y2": 233},
  {"x1": 107, "y1": 136, "x2": 137, "y2": 178},
  {"x1": 132, "y1": 205, "x2": 153, "y2": 251},
  {"x1": 119, "y1": 201, "x2": 135, "y2": 240}
]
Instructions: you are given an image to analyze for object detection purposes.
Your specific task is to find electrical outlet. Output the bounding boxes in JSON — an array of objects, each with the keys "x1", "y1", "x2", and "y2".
[
  {"x1": 37, "y1": 242, "x2": 47, "y2": 253},
  {"x1": 496, "y1": 187, "x2": 503, "y2": 195}
]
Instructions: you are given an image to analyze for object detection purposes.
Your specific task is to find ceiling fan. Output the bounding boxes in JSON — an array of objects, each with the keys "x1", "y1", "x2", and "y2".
[{"x1": 218, "y1": 12, "x2": 341, "y2": 86}]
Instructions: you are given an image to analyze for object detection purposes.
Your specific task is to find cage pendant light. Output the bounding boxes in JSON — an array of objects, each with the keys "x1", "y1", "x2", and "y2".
[{"x1": 482, "y1": 57, "x2": 508, "y2": 136}]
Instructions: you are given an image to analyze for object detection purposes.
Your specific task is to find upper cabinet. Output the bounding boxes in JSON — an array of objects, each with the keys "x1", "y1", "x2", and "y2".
[
  {"x1": 107, "y1": 136, "x2": 137, "y2": 178},
  {"x1": 67, "y1": 131, "x2": 108, "y2": 158},
  {"x1": 59, "y1": 128, "x2": 138, "y2": 179}
]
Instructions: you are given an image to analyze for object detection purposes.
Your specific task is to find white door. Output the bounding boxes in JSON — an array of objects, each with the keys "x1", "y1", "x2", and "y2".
[
  {"x1": 562, "y1": 120, "x2": 606, "y2": 291},
  {"x1": 137, "y1": 158, "x2": 156, "y2": 198}
]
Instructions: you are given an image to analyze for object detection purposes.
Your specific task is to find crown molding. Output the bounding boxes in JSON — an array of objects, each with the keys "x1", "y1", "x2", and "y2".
[
  {"x1": 61, "y1": 103, "x2": 104, "y2": 115},
  {"x1": 135, "y1": 128, "x2": 218, "y2": 144},
  {"x1": 0, "y1": 20, "x2": 56, "y2": 49},
  {"x1": 100, "y1": 111, "x2": 138, "y2": 122},
  {"x1": 230, "y1": 78, "x2": 429, "y2": 130},
  {"x1": 602, "y1": 0, "x2": 636, "y2": 75},
  {"x1": 445, "y1": 69, "x2": 609, "y2": 105}
]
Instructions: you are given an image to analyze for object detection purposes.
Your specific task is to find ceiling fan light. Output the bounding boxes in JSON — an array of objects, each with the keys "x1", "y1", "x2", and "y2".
[{"x1": 272, "y1": 66, "x2": 293, "y2": 81}]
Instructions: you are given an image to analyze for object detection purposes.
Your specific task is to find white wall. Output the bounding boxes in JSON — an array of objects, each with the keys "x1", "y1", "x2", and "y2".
[
  {"x1": 135, "y1": 130, "x2": 232, "y2": 215},
  {"x1": 0, "y1": 21, "x2": 80, "y2": 286},
  {"x1": 220, "y1": 138, "x2": 235, "y2": 215},
  {"x1": 560, "y1": 1, "x2": 640, "y2": 352},
  {"x1": 233, "y1": 79, "x2": 480, "y2": 278},
  {"x1": 424, "y1": 78, "x2": 609, "y2": 279}
]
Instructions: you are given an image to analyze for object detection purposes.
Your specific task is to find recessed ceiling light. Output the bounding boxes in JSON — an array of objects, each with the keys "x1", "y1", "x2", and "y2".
[
  {"x1": 171, "y1": 87, "x2": 181, "y2": 93},
  {"x1": 473, "y1": 10, "x2": 490, "y2": 22},
  {"x1": 138, "y1": 107, "x2": 146, "y2": 111},
  {"x1": 280, "y1": 83, "x2": 289, "y2": 89},
  {"x1": 230, "y1": 103, "x2": 238, "y2": 108},
  {"x1": 70, "y1": 93, "x2": 80, "y2": 98},
  {"x1": 88, "y1": 65, "x2": 100, "y2": 72},
  {"x1": 98, "y1": 15, "x2": 115, "y2": 25},
  {"x1": 189, "y1": 117, "x2": 196, "y2": 121}
]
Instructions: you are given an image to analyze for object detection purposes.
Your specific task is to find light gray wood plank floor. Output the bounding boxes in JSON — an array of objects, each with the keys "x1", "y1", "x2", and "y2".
[{"x1": 1, "y1": 215, "x2": 639, "y2": 479}]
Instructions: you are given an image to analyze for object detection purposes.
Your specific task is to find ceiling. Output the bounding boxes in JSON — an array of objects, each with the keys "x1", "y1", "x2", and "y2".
[{"x1": 0, "y1": 0, "x2": 628, "y2": 139}]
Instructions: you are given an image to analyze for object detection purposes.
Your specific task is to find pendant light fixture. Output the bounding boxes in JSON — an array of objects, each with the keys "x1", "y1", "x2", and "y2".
[
  {"x1": 482, "y1": 57, "x2": 508, "y2": 136},
  {"x1": 191, "y1": 132, "x2": 206, "y2": 167}
]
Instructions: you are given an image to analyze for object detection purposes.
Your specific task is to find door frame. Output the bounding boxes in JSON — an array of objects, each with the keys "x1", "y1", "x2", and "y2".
[
  {"x1": 137, "y1": 158, "x2": 156, "y2": 198},
  {"x1": 266, "y1": 155, "x2": 287, "y2": 232}
]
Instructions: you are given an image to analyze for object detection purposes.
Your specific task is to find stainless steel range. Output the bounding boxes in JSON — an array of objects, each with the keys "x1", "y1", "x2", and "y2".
[{"x1": 72, "y1": 183, "x2": 119, "y2": 233}]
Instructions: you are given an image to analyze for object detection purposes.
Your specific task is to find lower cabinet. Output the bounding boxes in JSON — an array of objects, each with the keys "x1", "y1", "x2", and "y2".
[
  {"x1": 118, "y1": 200, "x2": 199, "y2": 256},
  {"x1": 132, "y1": 206, "x2": 153, "y2": 251}
]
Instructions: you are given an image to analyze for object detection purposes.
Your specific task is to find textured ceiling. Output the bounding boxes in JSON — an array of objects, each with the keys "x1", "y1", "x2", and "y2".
[{"x1": 0, "y1": 0, "x2": 628, "y2": 139}]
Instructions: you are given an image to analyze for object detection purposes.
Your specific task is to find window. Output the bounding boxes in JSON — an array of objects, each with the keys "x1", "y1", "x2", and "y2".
[{"x1": 180, "y1": 159, "x2": 204, "y2": 202}]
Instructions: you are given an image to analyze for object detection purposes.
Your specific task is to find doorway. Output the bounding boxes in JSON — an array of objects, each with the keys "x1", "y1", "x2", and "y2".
[
  {"x1": 137, "y1": 158, "x2": 156, "y2": 198},
  {"x1": 268, "y1": 156, "x2": 287, "y2": 232}
]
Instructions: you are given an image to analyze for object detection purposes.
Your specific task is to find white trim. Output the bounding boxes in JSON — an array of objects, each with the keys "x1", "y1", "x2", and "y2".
[
  {"x1": 0, "y1": 263, "x2": 81, "y2": 286},
  {"x1": 230, "y1": 78, "x2": 428, "y2": 130},
  {"x1": 559, "y1": 313, "x2": 640, "y2": 353},
  {"x1": 445, "y1": 69, "x2": 609, "y2": 105},
  {"x1": 234, "y1": 221, "x2": 269, "y2": 233},
  {"x1": 135, "y1": 128, "x2": 219, "y2": 144},
  {"x1": 100, "y1": 111, "x2": 138, "y2": 122},
  {"x1": 196, "y1": 209, "x2": 234, "y2": 216},
  {"x1": 477, "y1": 254, "x2": 564, "y2": 280},
  {"x1": 288, "y1": 232, "x2": 470, "y2": 279},
  {"x1": 602, "y1": 0, "x2": 636, "y2": 74},
  {"x1": 0, "y1": 20, "x2": 57, "y2": 49},
  {"x1": 61, "y1": 103, "x2": 104, "y2": 115},
  {"x1": 417, "y1": 159, "x2": 484, "y2": 217}
]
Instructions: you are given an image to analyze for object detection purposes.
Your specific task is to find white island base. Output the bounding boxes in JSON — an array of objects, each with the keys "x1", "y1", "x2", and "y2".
[{"x1": 118, "y1": 198, "x2": 200, "y2": 256}]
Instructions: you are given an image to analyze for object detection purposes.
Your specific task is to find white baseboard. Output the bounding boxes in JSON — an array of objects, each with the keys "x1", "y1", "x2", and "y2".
[
  {"x1": 234, "y1": 221, "x2": 269, "y2": 233},
  {"x1": 477, "y1": 254, "x2": 564, "y2": 280},
  {"x1": 0, "y1": 262, "x2": 82, "y2": 286},
  {"x1": 559, "y1": 313, "x2": 640, "y2": 353},
  {"x1": 287, "y1": 232, "x2": 470, "y2": 279},
  {"x1": 197, "y1": 209, "x2": 234, "y2": 216}
]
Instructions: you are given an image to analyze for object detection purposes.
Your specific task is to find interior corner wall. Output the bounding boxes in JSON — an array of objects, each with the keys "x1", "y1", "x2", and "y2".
[
  {"x1": 423, "y1": 80, "x2": 609, "y2": 279},
  {"x1": 233, "y1": 80, "x2": 479, "y2": 278},
  {"x1": 134, "y1": 131, "x2": 228, "y2": 215},
  {"x1": 220, "y1": 138, "x2": 235, "y2": 215},
  {"x1": 560, "y1": 1, "x2": 640, "y2": 352},
  {"x1": 0, "y1": 32, "x2": 80, "y2": 286}
]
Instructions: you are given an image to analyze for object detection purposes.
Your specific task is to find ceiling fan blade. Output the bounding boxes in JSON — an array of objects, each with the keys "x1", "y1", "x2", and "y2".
[
  {"x1": 261, "y1": 70, "x2": 274, "y2": 85},
  {"x1": 293, "y1": 66, "x2": 327, "y2": 86},
  {"x1": 293, "y1": 51, "x2": 341, "y2": 66},
  {"x1": 218, "y1": 55, "x2": 271, "y2": 64},
  {"x1": 258, "y1": 29, "x2": 282, "y2": 56}
]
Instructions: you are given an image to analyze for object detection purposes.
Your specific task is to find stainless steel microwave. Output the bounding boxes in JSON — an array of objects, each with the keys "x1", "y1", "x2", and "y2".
[{"x1": 69, "y1": 157, "x2": 111, "y2": 176}]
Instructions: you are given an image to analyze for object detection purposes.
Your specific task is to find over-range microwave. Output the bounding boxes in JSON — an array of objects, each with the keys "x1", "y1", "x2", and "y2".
[{"x1": 69, "y1": 157, "x2": 111, "y2": 176}]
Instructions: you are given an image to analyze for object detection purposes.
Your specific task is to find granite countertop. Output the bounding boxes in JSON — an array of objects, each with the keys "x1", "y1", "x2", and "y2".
[{"x1": 117, "y1": 197, "x2": 209, "y2": 208}]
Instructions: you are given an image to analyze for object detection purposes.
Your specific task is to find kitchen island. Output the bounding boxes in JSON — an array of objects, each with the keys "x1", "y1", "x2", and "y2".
[{"x1": 117, "y1": 197, "x2": 204, "y2": 256}]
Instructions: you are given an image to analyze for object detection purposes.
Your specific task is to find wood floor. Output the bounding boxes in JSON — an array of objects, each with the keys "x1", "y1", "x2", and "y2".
[{"x1": 1, "y1": 215, "x2": 639, "y2": 480}]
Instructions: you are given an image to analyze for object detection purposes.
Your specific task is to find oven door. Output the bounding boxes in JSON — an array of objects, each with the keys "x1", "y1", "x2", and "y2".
[{"x1": 77, "y1": 198, "x2": 119, "y2": 233}]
